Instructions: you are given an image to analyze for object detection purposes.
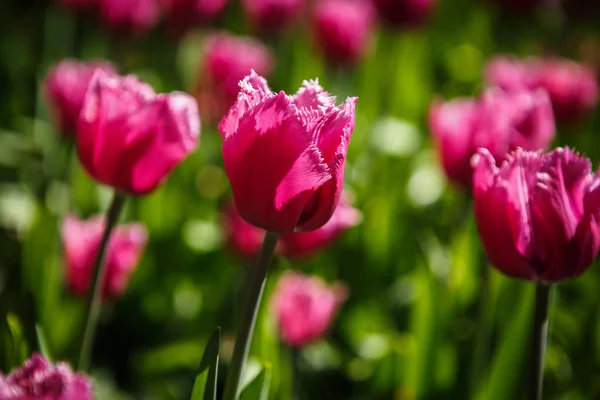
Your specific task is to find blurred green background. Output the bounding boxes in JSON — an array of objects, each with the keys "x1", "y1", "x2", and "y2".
[{"x1": 1, "y1": 0, "x2": 600, "y2": 399}]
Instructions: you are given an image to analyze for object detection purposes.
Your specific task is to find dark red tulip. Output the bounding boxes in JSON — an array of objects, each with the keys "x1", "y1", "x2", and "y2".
[
  {"x1": 242, "y1": 0, "x2": 305, "y2": 32},
  {"x1": 370, "y1": 0, "x2": 436, "y2": 29},
  {"x1": 98, "y1": 0, "x2": 162, "y2": 36},
  {"x1": 163, "y1": 0, "x2": 228, "y2": 36}
]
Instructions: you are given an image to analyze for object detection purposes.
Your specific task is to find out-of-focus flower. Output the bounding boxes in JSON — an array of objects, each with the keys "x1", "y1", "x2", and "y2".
[
  {"x1": 429, "y1": 87, "x2": 555, "y2": 188},
  {"x1": 196, "y1": 33, "x2": 274, "y2": 123},
  {"x1": 224, "y1": 195, "x2": 361, "y2": 259},
  {"x1": 242, "y1": 0, "x2": 304, "y2": 32},
  {"x1": 62, "y1": 215, "x2": 147, "y2": 299},
  {"x1": 219, "y1": 72, "x2": 357, "y2": 233},
  {"x1": 272, "y1": 271, "x2": 347, "y2": 347},
  {"x1": 0, "y1": 353, "x2": 94, "y2": 400},
  {"x1": 98, "y1": 0, "x2": 162, "y2": 36},
  {"x1": 486, "y1": 56, "x2": 598, "y2": 125},
  {"x1": 472, "y1": 147, "x2": 600, "y2": 283},
  {"x1": 312, "y1": 0, "x2": 375, "y2": 66},
  {"x1": 164, "y1": 0, "x2": 228, "y2": 36},
  {"x1": 44, "y1": 60, "x2": 117, "y2": 136},
  {"x1": 77, "y1": 70, "x2": 200, "y2": 194},
  {"x1": 370, "y1": 0, "x2": 435, "y2": 28}
]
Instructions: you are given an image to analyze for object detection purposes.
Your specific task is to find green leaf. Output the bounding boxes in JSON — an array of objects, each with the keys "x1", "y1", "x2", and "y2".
[
  {"x1": 239, "y1": 363, "x2": 272, "y2": 400},
  {"x1": 35, "y1": 324, "x2": 51, "y2": 360},
  {"x1": 190, "y1": 327, "x2": 221, "y2": 400},
  {"x1": 6, "y1": 313, "x2": 28, "y2": 369}
]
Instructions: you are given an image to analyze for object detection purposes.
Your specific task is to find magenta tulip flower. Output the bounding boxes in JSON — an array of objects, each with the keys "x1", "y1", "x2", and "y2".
[
  {"x1": 370, "y1": 0, "x2": 435, "y2": 28},
  {"x1": 62, "y1": 215, "x2": 147, "y2": 299},
  {"x1": 219, "y1": 72, "x2": 357, "y2": 233},
  {"x1": 472, "y1": 147, "x2": 600, "y2": 282},
  {"x1": 77, "y1": 70, "x2": 200, "y2": 194},
  {"x1": 98, "y1": 0, "x2": 162, "y2": 35},
  {"x1": 312, "y1": 0, "x2": 375, "y2": 66},
  {"x1": 429, "y1": 87, "x2": 555, "y2": 188},
  {"x1": 44, "y1": 59, "x2": 116, "y2": 136},
  {"x1": 164, "y1": 0, "x2": 228, "y2": 36},
  {"x1": 242, "y1": 0, "x2": 304, "y2": 32},
  {"x1": 272, "y1": 271, "x2": 347, "y2": 347},
  {"x1": 486, "y1": 56, "x2": 598, "y2": 125},
  {"x1": 0, "y1": 353, "x2": 94, "y2": 400}
]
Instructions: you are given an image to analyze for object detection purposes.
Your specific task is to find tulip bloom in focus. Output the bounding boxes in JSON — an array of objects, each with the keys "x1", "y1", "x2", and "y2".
[
  {"x1": 44, "y1": 60, "x2": 116, "y2": 136},
  {"x1": 62, "y1": 215, "x2": 148, "y2": 300},
  {"x1": 224, "y1": 195, "x2": 362, "y2": 259},
  {"x1": 98, "y1": 0, "x2": 162, "y2": 35},
  {"x1": 486, "y1": 56, "x2": 599, "y2": 125},
  {"x1": 429, "y1": 87, "x2": 555, "y2": 188},
  {"x1": 472, "y1": 147, "x2": 600, "y2": 283},
  {"x1": 219, "y1": 72, "x2": 357, "y2": 233},
  {"x1": 370, "y1": 0, "x2": 435, "y2": 28},
  {"x1": 272, "y1": 271, "x2": 347, "y2": 347},
  {"x1": 77, "y1": 70, "x2": 200, "y2": 194},
  {"x1": 0, "y1": 353, "x2": 94, "y2": 400},
  {"x1": 164, "y1": 0, "x2": 228, "y2": 36},
  {"x1": 197, "y1": 33, "x2": 274, "y2": 123},
  {"x1": 312, "y1": 0, "x2": 375, "y2": 66},
  {"x1": 242, "y1": 0, "x2": 304, "y2": 32}
]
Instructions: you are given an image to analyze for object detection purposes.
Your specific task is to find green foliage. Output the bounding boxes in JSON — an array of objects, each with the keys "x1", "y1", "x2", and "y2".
[{"x1": 190, "y1": 327, "x2": 221, "y2": 400}]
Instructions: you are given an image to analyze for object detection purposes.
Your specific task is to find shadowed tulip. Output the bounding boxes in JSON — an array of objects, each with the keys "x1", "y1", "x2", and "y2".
[
  {"x1": 197, "y1": 33, "x2": 274, "y2": 123},
  {"x1": 486, "y1": 56, "x2": 598, "y2": 125},
  {"x1": 0, "y1": 353, "x2": 94, "y2": 400},
  {"x1": 312, "y1": 0, "x2": 375, "y2": 66},
  {"x1": 44, "y1": 59, "x2": 117, "y2": 136},
  {"x1": 98, "y1": 0, "x2": 162, "y2": 36},
  {"x1": 219, "y1": 72, "x2": 357, "y2": 233},
  {"x1": 242, "y1": 0, "x2": 304, "y2": 32},
  {"x1": 370, "y1": 0, "x2": 435, "y2": 28},
  {"x1": 77, "y1": 70, "x2": 200, "y2": 194},
  {"x1": 272, "y1": 271, "x2": 347, "y2": 347},
  {"x1": 429, "y1": 88, "x2": 555, "y2": 189},
  {"x1": 62, "y1": 215, "x2": 147, "y2": 300},
  {"x1": 164, "y1": 0, "x2": 228, "y2": 36},
  {"x1": 472, "y1": 147, "x2": 600, "y2": 283}
]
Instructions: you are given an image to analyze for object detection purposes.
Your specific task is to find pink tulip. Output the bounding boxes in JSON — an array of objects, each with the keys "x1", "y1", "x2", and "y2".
[
  {"x1": 370, "y1": 0, "x2": 435, "y2": 28},
  {"x1": 224, "y1": 195, "x2": 361, "y2": 259},
  {"x1": 77, "y1": 70, "x2": 200, "y2": 194},
  {"x1": 62, "y1": 215, "x2": 147, "y2": 299},
  {"x1": 197, "y1": 33, "x2": 274, "y2": 123},
  {"x1": 272, "y1": 271, "x2": 347, "y2": 347},
  {"x1": 429, "y1": 87, "x2": 555, "y2": 188},
  {"x1": 242, "y1": 0, "x2": 304, "y2": 32},
  {"x1": 219, "y1": 72, "x2": 357, "y2": 233},
  {"x1": 0, "y1": 353, "x2": 94, "y2": 400},
  {"x1": 473, "y1": 147, "x2": 600, "y2": 283},
  {"x1": 312, "y1": 0, "x2": 375, "y2": 66},
  {"x1": 98, "y1": 0, "x2": 162, "y2": 36},
  {"x1": 486, "y1": 56, "x2": 599, "y2": 125},
  {"x1": 164, "y1": 0, "x2": 228, "y2": 36},
  {"x1": 44, "y1": 59, "x2": 117, "y2": 136}
]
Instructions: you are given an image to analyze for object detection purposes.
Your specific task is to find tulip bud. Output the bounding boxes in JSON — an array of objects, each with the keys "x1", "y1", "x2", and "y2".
[
  {"x1": 242, "y1": 0, "x2": 304, "y2": 32},
  {"x1": 98, "y1": 0, "x2": 162, "y2": 36},
  {"x1": 429, "y1": 88, "x2": 555, "y2": 189},
  {"x1": 62, "y1": 215, "x2": 147, "y2": 300},
  {"x1": 472, "y1": 147, "x2": 600, "y2": 283},
  {"x1": 44, "y1": 59, "x2": 117, "y2": 136},
  {"x1": 272, "y1": 271, "x2": 347, "y2": 347},
  {"x1": 164, "y1": 0, "x2": 228, "y2": 36},
  {"x1": 370, "y1": 0, "x2": 436, "y2": 29},
  {"x1": 312, "y1": 0, "x2": 375, "y2": 66},
  {"x1": 219, "y1": 72, "x2": 357, "y2": 233},
  {"x1": 0, "y1": 353, "x2": 94, "y2": 400},
  {"x1": 77, "y1": 70, "x2": 200, "y2": 194}
]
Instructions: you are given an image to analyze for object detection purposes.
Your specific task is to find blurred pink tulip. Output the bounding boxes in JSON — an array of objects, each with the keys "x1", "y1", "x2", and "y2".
[
  {"x1": 429, "y1": 87, "x2": 555, "y2": 188},
  {"x1": 77, "y1": 70, "x2": 200, "y2": 194},
  {"x1": 312, "y1": 0, "x2": 375, "y2": 66},
  {"x1": 473, "y1": 147, "x2": 600, "y2": 283},
  {"x1": 242, "y1": 0, "x2": 304, "y2": 32},
  {"x1": 62, "y1": 215, "x2": 147, "y2": 300},
  {"x1": 98, "y1": 0, "x2": 162, "y2": 35},
  {"x1": 219, "y1": 72, "x2": 357, "y2": 233},
  {"x1": 44, "y1": 59, "x2": 117, "y2": 136},
  {"x1": 0, "y1": 353, "x2": 94, "y2": 400},
  {"x1": 370, "y1": 0, "x2": 435, "y2": 28},
  {"x1": 272, "y1": 271, "x2": 347, "y2": 347},
  {"x1": 196, "y1": 32, "x2": 274, "y2": 123},
  {"x1": 486, "y1": 56, "x2": 598, "y2": 125},
  {"x1": 164, "y1": 0, "x2": 228, "y2": 36}
]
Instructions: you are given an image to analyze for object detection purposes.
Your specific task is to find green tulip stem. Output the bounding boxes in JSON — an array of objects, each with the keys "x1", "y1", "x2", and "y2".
[
  {"x1": 77, "y1": 192, "x2": 127, "y2": 372},
  {"x1": 528, "y1": 283, "x2": 552, "y2": 400},
  {"x1": 223, "y1": 231, "x2": 280, "y2": 400}
]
